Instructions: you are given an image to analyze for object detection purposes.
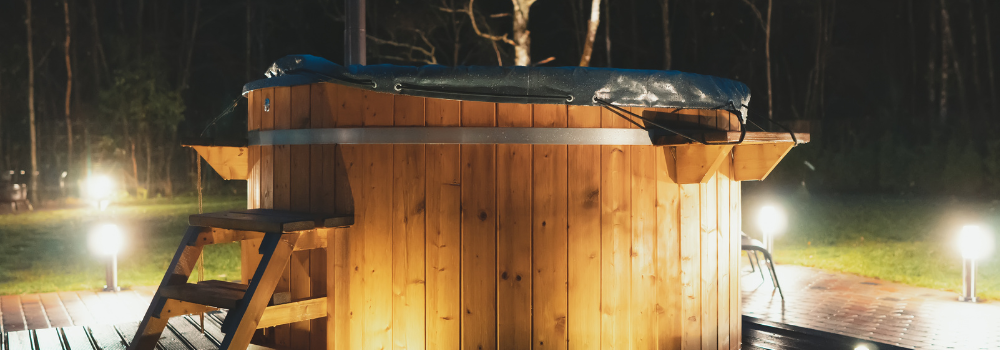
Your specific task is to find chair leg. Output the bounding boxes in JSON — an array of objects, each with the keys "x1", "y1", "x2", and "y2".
[
  {"x1": 129, "y1": 227, "x2": 205, "y2": 350},
  {"x1": 219, "y1": 233, "x2": 295, "y2": 350},
  {"x1": 753, "y1": 251, "x2": 766, "y2": 280},
  {"x1": 746, "y1": 251, "x2": 757, "y2": 272},
  {"x1": 761, "y1": 251, "x2": 785, "y2": 300}
]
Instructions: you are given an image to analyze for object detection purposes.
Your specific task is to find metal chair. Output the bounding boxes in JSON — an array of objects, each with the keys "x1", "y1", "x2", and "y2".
[{"x1": 741, "y1": 231, "x2": 784, "y2": 299}]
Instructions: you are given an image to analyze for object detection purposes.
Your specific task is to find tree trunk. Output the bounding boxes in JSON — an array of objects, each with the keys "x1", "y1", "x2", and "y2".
[
  {"x1": 907, "y1": 0, "x2": 916, "y2": 116},
  {"x1": 511, "y1": 0, "x2": 535, "y2": 66},
  {"x1": 765, "y1": 0, "x2": 773, "y2": 119},
  {"x1": 660, "y1": 0, "x2": 671, "y2": 70},
  {"x1": 928, "y1": 0, "x2": 939, "y2": 122},
  {"x1": 26, "y1": 0, "x2": 39, "y2": 205},
  {"x1": 939, "y1": 0, "x2": 950, "y2": 124},
  {"x1": 578, "y1": 0, "x2": 601, "y2": 67},
  {"x1": 178, "y1": 0, "x2": 201, "y2": 92},
  {"x1": 604, "y1": 0, "x2": 611, "y2": 66},
  {"x1": 145, "y1": 130, "x2": 152, "y2": 192},
  {"x1": 450, "y1": 0, "x2": 460, "y2": 66},
  {"x1": 136, "y1": 0, "x2": 145, "y2": 58},
  {"x1": 0, "y1": 66, "x2": 4, "y2": 170},
  {"x1": 122, "y1": 117, "x2": 138, "y2": 193},
  {"x1": 116, "y1": 0, "x2": 124, "y2": 32},
  {"x1": 64, "y1": 0, "x2": 74, "y2": 171},
  {"x1": 246, "y1": 0, "x2": 252, "y2": 82},
  {"x1": 164, "y1": 134, "x2": 177, "y2": 197},
  {"x1": 968, "y1": 0, "x2": 983, "y2": 114},
  {"x1": 985, "y1": 0, "x2": 997, "y2": 114},
  {"x1": 89, "y1": 0, "x2": 109, "y2": 80},
  {"x1": 805, "y1": 1, "x2": 822, "y2": 119}
]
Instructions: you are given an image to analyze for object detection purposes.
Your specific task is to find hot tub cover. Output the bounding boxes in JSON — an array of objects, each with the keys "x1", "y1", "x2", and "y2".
[{"x1": 243, "y1": 54, "x2": 750, "y2": 119}]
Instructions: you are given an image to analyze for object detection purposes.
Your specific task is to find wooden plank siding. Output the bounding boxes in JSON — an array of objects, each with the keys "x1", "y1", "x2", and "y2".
[
  {"x1": 496, "y1": 103, "x2": 533, "y2": 350},
  {"x1": 247, "y1": 83, "x2": 748, "y2": 350},
  {"x1": 566, "y1": 106, "x2": 601, "y2": 350}
]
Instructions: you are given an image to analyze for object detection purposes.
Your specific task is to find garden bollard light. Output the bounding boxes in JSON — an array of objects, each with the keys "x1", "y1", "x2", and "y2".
[
  {"x1": 90, "y1": 223, "x2": 124, "y2": 292},
  {"x1": 956, "y1": 225, "x2": 990, "y2": 302},
  {"x1": 758, "y1": 205, "x2": 786, "y2": 253}
]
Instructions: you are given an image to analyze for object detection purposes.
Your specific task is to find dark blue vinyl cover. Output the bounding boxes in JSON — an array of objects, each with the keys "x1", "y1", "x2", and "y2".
[{"x1": 243, "y1": 54, "x2": 751, "y2": 119}]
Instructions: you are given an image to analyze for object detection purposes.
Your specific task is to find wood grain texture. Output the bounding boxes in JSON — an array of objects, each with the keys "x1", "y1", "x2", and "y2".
[
  {"x1": 260, "y1": 87, "x2": 275, "y2": 211},
  {"x1": 496, "y1": 103, "x2": 532, "y2": 350},
  {"x1": 393, "y1": 93, "x2": 427, "y2": 350},
  {"x1": 271, "y1": 86, "x2": 292, "y2": 348},
  {"x1": 675, "y1": 145, "x2": 732, "y2": 184},
  {"x1": 566, "y1": 105, "x2": 601, "y2": 350},
  {"x1": 425, "y1": 98, "x2": 462, "y2": 350},
  {"x1": 288, "y1": 84, "x2": 314, "y2": 348},
  {"x1": 329, "y1": 85, "x2": 366, "y2": 350},
  {"x1": 600, "y1": 144, "x2": 631, "y2": 350},
  {"x1": 717, "y1": 154, "x2": 731, "y2": 350},
  {"x1": 656, "y1": 146, "x2": 682, "y2": 350},
  {"x1": 244, "y1": 90, "x2": 263, "y2": 285},
  {"x1": 342, "y1": 144, "x2": 367, "y2": 350},
  {"x1": 680, "y1": 178, "x2": 701, "y2": 350},
  {"x1": 732, "y1": 143, "x2": 794, "y2": 181},
  {"x1": 363, "y1": 89, "x2": 395, "y2": 350},
  {"x1": 532, "y1": 103, "x2": 568, "y2": 350},
  {"x1": 733, "y1": 181, "x2": 742, "y2": 350},
  {"x1": 331, "y1": 227, "x2": 351, "y2": 350},
  {"x1": 308, "y1": 84, "x2": 329, "y2": 350},
  {"x1": 701, "y1": 170, "x2": 719, "y2": 350},
  {"x1": 460, "y1": 144, "x2": 497, "y2": 350},
  {"x1": 242, "y1": 84, "x2": 760, "y2": 349},
  {"x1": 532, "y1": 144, "x2": 568, "y2": 350},
  {"x1": 630, "y1": 145, "x2": 657, "y2": 350},
  {"x1": 460, "y1": 101, "x2": 497, "y2": 350}
]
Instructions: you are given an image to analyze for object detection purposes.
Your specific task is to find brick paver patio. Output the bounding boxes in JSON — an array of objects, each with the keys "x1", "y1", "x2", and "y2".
[
  {"x1": 0, "y1": 286, "x2": 155, "y2": 333},
  {"x1": 742, "y1": 262, "x2": 1000, "y2": 350}
]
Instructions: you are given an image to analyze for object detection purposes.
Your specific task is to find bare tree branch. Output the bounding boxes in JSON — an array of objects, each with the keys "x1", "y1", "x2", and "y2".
[
  {"x1": 367, "y1": 31, "x2": 439, "y2": 65},
  {"x1": 466, "y1": 0, "x2": 516, "y2": 46},
  {"x1": 739, "y1": 0, "x2": 767, "y2": 31}
]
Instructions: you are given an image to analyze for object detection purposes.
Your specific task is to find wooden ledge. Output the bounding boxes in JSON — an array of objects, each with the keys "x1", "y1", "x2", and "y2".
[
  {"x1": 733, "y1": 143, "x2": 795, "y2": 181},
  {"x1": 654, "y1": 131, "x2": 810, "y2": 146},
  {"x1": 674, "y1": 144, "x2": 734, "y2": 184},
  {"x1": 669, "y1": 140, "x2": 798, "y2": 183},
  {"x1": 184, "y1": 145, "x2": 249, "y2": 180}
]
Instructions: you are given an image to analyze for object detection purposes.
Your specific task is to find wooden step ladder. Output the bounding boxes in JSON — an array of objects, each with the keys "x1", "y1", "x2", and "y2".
[{"x1": 127, "y1": 209, "x2": 352, "y2": 350}]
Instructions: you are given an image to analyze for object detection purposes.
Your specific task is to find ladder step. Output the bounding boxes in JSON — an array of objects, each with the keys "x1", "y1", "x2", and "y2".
[
  {"x1": 189, "y1": 209, "x2": 353, "y2": 232},
  {"x1": 159, "y1": 281, "x2": 249, "y2": 309}
]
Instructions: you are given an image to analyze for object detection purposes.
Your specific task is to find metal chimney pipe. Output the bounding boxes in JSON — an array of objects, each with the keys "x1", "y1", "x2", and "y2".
[{"x1": 345, "y1": 0, "x2": 366, "y2": 66}]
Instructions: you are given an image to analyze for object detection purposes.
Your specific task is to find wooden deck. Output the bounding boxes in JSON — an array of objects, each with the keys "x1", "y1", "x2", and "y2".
[
  {"x1": 1, "y1": 311, "x2": 251, "y2": 350},
  {"x1": 0, "y1": 287, "x2": 156, "y2": 333}
]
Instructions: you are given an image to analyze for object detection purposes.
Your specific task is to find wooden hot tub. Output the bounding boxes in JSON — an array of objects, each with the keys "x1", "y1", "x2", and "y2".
[{"x1": 238, "y1": 56, "x2": 807, "y2": 350}]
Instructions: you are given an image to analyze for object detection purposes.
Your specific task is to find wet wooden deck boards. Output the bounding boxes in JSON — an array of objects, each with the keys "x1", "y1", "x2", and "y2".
[{"x1": 1, "y1": 312, "x2": 236, "y2": 350}]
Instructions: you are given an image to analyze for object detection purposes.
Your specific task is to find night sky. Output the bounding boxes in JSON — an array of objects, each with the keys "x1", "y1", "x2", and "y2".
[{"x1": 0, "y1": 0, "x2": 997, "y2": 196}]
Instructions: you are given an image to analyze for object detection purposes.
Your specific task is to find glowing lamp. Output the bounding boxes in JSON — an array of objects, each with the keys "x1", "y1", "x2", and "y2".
[
  {"x1": 90, "y1": 223, "x2": 124, "y2": 291},
  {"x1": 86, "y1": 175, "x2": 113, "y2": 199},
  {"x1": 90, "y1": 223, "x2": 124, "y2": 256},
  {"x1": 758, "y1": 205, "x2": 786, "y2": 252},
  {"x1": 854, "y1": 346, "x2": 870, "y2": 350},
  {"x1": 957, "y1": 225, "x2": 991, "y2": 302},
  {"x1": 86, "y1": 175, "x2": 115, "y2": 210},
  {"x1": 958, "y1": 225, "x2": 990, "y2": 260}
]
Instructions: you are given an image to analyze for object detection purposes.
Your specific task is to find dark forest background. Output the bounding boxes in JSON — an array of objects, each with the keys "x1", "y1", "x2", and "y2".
[{"x1": 0, "y1": 0, "x2": 998, "y2": 202}]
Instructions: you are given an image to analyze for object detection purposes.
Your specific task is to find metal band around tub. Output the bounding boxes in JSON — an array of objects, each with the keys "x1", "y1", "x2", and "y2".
[{"x1": 249, "y1": 127, "x2": 655, "y2": 146}]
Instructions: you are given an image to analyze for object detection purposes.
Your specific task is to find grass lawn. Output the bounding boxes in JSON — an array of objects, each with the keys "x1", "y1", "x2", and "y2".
[
  {"x1": 744, "y1": 191, "x2": 1000, "y2": 300},
  {"x1": 0, "y1": 195, "x2": 245, "y2": 295}
]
